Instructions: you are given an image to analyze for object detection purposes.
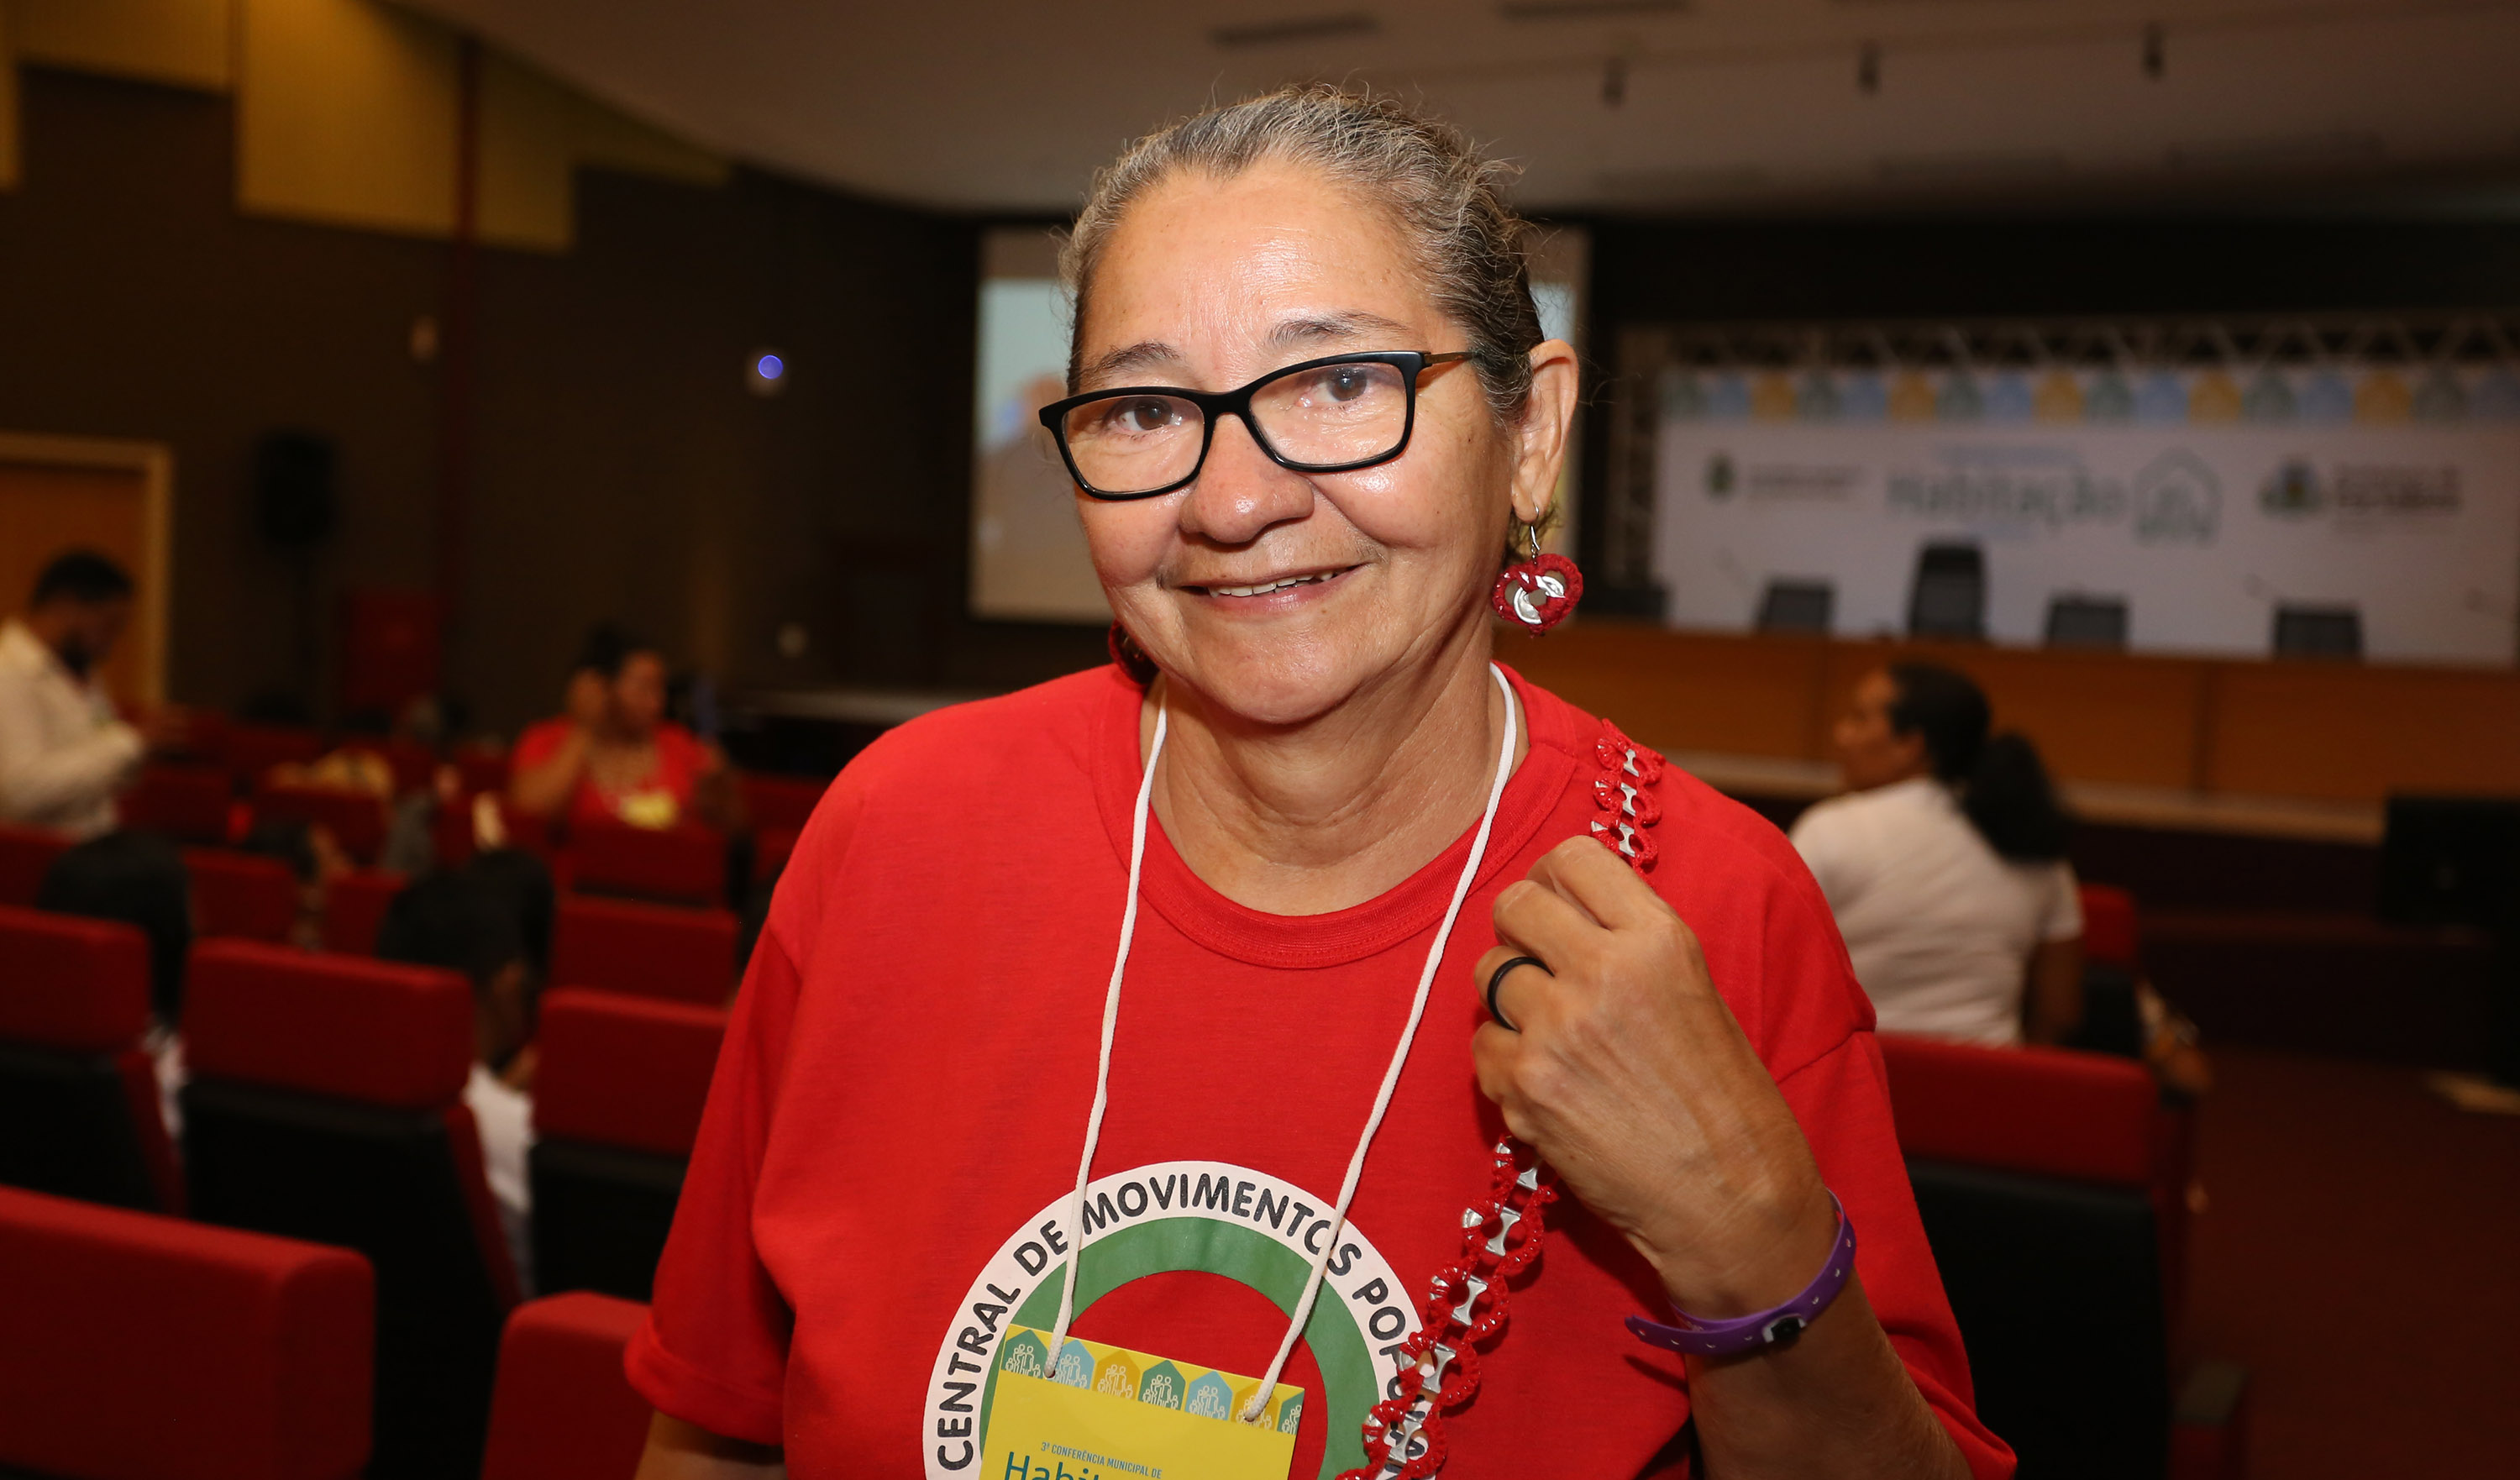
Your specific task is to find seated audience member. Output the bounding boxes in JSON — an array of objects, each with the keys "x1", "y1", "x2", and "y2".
[
  {"x1": 0, "y1": 550, "x2": 183, "y2": 837},
  {"x1": 1792, "y1": 663, "x2": 2083, "y2": 1047},
  {"x1": 507, "y1": 625, "x2": 736, "y2": 833},
  {"x1": 37, "y1": 830, "x2": 195, "y2": 1133},
  {"x1": 375, "y1": 858, "x2": 549, "y2": 1289},
  {"x1": 239, "y1": 816, "x2": 355, "y2": 950}
]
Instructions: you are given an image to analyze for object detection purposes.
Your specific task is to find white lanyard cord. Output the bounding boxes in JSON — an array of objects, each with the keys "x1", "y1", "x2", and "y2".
[{"x1": 1047, "y1": 664, "x2": 1521, "y2": 1429}]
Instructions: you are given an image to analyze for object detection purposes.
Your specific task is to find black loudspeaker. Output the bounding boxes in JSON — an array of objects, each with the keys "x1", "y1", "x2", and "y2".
[{"x1": 254, "y1": 432, "x2": 337, "y2": 549}]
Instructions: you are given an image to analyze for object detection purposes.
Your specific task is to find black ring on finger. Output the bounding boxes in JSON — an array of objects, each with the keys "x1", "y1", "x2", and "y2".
[{"x1": 1485, "y1": 955, "x2": 1550, "y2": 1033}]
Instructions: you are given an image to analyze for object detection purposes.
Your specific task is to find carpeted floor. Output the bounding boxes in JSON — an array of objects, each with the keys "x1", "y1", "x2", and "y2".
[{"x1": 2180, "y1": 1047, "x2": 2520, "y2": 1477}]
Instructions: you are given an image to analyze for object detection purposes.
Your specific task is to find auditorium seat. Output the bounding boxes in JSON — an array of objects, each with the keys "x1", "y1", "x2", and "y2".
[
  {"x1": 253, "y1": 782, "x2": 389, "y2": 865},
  {"x1": 0, "y1": 905, "x2": 181, "y2": 1212},
  {"x1": 753, "y1": 823, "x2": 802, "y2": 883},
  {"x1": 1879, "y1": 1034, "x2": 2237, "y2": 1479},
  {"x1": 119, "y1": 763, "x2": 238, "y2": 843},
  {"x1": 551, "y1": 895, "x2": 738, "y2": 1006},
  {"x1": 181, "y1": 940, "x2": 517, "y2": 1480},
  {"x1": 479, "y1": 1293, "x2": 654, "y2": 1480},
  {"x1": 323, "y1": 869, "x2": 407, "y2": 956},
  {"x1": 0, "y1": 1185, "x2": 374, "y2": 1480},
  {"x1": 453, "y1": 745, "x2": 511, "y2": 797},
  {"x1": 531, "y1": 989, "x2": 727, "y2": 1299},
  {"x1": 0, "y1": 821, "x2": 70, "y2": 907},
  {"x1": 186, "y1": 848, "x2": 300, "y2": 942},
  {"x1": 739, "y1": 771, "x2": 826, "y2": 833},
  {"x1": 223, "y1": 723, "x2": 327, "y2": 785},
  {"x1": 567, "y1": 819, "x2": 727, "y2": 906},
  {"x1": 2081, "y1": 883, "x2": 2141, "y2": 971}
]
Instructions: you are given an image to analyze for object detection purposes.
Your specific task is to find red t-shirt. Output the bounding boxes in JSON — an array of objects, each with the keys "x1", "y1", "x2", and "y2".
[
  {"x1": 511, "y1": 717, "x2": 711, "y2": 832},
  {"x1": 627, "y1": 664, "x2": 2013, "y2": 1480}
]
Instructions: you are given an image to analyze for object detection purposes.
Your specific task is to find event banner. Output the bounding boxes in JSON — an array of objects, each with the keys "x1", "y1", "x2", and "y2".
[{"x1": 1652, "y1": 365, "x2": 2520, "y2": 664}]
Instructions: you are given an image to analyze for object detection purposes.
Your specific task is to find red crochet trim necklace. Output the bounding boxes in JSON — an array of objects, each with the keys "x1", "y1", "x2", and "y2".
[{"x1": 1344, "y1": 722, "x2": 1664, "y2": 1480}]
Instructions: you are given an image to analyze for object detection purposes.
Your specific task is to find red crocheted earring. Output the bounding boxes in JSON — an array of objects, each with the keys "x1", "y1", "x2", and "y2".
[{"x1": 1489, "y1": 522, "x2": 1582, "y2": 633}]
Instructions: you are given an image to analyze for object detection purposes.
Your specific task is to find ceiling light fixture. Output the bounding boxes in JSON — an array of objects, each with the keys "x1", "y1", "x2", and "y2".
[
  {"x1": 1210, "y1": 12, "x2": 1378, "y2": 48},
  {"x1": 1500, "y1": 0, "x2": 1688, "y2": 19},
  {"x1": 1602, "y1": 54, "x2": 1629, "y2": 108},
  {"x1": 2142, "y1": 22, "x2": 2165, "y2": 80},
  {"x1": 1857, "y1": 40, "x2": 1881, "y2": 94}
]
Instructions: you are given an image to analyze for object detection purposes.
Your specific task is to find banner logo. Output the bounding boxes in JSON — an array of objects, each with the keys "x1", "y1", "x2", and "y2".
[
  {"x1": 2132, "y1": 450, "x2": 2220, "y2": 543},
  {"x1": 2260, "y1": 459, "x2": 2323, "y2": 517}
]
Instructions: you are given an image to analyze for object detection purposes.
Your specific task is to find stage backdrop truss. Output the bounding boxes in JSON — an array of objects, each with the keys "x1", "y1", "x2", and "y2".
[{"x1": 1642, "y1": 321, "x2": 2520, "y2": 666}]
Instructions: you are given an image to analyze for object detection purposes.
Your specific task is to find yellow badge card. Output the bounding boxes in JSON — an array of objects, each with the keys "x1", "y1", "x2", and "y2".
[{"x1": 980, "y1": 1325, "x2": 1303, "y2": 1480}]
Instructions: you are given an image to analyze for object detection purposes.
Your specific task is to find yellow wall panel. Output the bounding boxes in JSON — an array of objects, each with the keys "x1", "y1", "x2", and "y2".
[
  {"x1": 236, "y1": 0, "x2": 456, "y2": 239},
  {"x1": 15, "y1": 0, "x2": 234, "y2": 92},
  {"x1": 479, "y1": 50, "x2": 726, "y2": 252}
]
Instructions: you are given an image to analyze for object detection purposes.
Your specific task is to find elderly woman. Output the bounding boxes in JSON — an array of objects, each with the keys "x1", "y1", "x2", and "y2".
[{"x1": 632, "y1": 87, "x2": 2007, "y2": 1480}]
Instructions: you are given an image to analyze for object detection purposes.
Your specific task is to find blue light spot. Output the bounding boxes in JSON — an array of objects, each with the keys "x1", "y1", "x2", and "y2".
[{"x1": 756, "y1": 354, "x2": 785, "y2": 380}]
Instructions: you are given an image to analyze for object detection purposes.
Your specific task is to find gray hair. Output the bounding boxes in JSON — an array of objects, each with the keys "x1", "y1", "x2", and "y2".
[{"x1": 1061, "y1": 83, "x2": 1546, "y2": 425}]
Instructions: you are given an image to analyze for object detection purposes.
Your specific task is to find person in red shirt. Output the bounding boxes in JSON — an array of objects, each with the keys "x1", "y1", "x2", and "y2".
[
  {"x1": 631, "y1": 86, "x2": 2011, "y2": 1480},
  {"x1": 508, "y1": 625, "x2": 734, "y2": 834}
]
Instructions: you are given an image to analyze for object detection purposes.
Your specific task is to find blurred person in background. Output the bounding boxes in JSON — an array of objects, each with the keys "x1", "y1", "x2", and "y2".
[
  {"x1": 238, "y1": 815, "x2": 356, "y2": 950},
  {"x1": 38, "y1": 829, "x2": 194, "y2": 1134},
  {"x1": 1792, "y1": 664, "x2": 2083, "y2": 1047},
  {"x1": 0, "y1": 549, "x2": 185, "y2": 837},
  {"x1": 375, "y1": 853, "x2": 553, "y2": 1290},
  {"x1": 509, "y1": 623, "x2": 738, "y2": 832}
]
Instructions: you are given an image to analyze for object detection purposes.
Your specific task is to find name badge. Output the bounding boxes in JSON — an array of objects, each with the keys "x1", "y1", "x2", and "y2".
[{"x1": 981, "y1": 1325, "x2": 1302, "y2": 1480}]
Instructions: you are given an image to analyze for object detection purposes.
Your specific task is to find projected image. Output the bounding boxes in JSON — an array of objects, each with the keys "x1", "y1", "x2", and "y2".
[{"x1": 968, "y1": 226, "x2": 1588, "y2": 624}]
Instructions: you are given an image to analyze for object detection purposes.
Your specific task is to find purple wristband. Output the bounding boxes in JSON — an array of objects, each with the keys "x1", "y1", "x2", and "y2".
[{"x1": 1624, "y1": 1194, "x2": 1855, "y2": 1357}]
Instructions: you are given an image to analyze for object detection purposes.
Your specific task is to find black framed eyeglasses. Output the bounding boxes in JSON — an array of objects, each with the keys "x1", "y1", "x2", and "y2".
[{"x1": 1037, "y1": 350, "x2": 1471, "y2": 501}]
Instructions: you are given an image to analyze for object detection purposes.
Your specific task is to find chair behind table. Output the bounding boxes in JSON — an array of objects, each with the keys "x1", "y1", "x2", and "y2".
[
  {"x1": 0, "y1": 1184, "x2": 375, "y2": 1480},
  {"x1": 180, "y1": 939, "x2": 517, "y2": 1480},
  {"x1": 529, "y1": 989, "x2": 727, "y2": 1300},
  {"x1": 0, "y1": 905, "x2": 181, "y2": 1213}
]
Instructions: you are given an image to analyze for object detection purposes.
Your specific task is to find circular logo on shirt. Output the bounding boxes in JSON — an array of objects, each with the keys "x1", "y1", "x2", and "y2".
[{"x1": 923, "y1": 1161, "x2": 1419, "y2": 1480}]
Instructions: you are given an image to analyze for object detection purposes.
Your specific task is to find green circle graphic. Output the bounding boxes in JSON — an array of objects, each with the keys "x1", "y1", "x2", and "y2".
[{"x1": 979, "y1": 1215, "x2": 1380, "y2": 1479}]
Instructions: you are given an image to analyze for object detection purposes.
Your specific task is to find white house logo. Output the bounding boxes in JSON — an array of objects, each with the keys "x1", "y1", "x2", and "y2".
[
  {"x1": 2132, "y1": 449, "x2": 2219, "y2": 543},
  {"x1": 921, "y1": 1161, "x2": 1417, "y2": 1480}
]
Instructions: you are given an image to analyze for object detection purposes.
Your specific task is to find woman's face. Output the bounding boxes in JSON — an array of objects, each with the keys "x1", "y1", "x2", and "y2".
[
  {"x1": 1832, "y1": 669, "x2": 1929, "y2": 792},
  {"x1": 1072, "y1": 160, "x2": 1571, "y2": 727},
  {"x1": 612, "y1": 653, "x2": 668, "y2": 737}
]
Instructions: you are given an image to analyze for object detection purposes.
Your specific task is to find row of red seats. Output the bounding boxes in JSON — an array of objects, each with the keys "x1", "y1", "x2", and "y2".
[
  {"x1": 0, "y1": 1183, "x2": 655, "y2": 1480},
  {"x1": 0, "y1": 823, "x2": 744, "y2": 1005},
  {"x1": 113, "y1": 748, "x2": 825, "y2": 887},
  {"x1": 0, "y1": 905, "x2": 726, "y2": 1476}
]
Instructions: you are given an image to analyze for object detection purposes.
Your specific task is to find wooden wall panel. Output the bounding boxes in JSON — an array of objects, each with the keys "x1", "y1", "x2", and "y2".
[
  {"x1": 1505, "y1": 623, "x2": 1829, "y2": 758},
  {"x1": 1815, "y1": 638, "x2": 2210, "y2": 790},
  {"x1": 1515, "y1": 620, "x2": 2520, "y2": 806},
  {"x1": 2206, "y1": 663, "x2": 2520, "y2": 801}
]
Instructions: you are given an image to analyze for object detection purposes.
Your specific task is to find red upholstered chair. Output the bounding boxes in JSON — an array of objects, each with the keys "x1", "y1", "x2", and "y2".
[
  {"x1": 186, "y1": 848, "x2": 301, "y2": 943},
  {"x1": 0, "y1": 905, "x2": 181, "y2": 1212},
  {"x1": 453, "y1": 745, "x2": 510, "y2": 797},
  {"x1": 223, "y1": 723, "x2": 327, "y2": 785},
  {"x1": 119, "y1": 764, "x2": 238, "y2": 844},
  {"x1": 181, "y1": 940, "x2": 517, "y2": 1480},
  {"x1": 551, "y1": 895, "x2": 738, "y2": 1006},
  {"x1": 566, "y1": 819, "x2": 727, "y2": 907},
  {"x1": 1877, "y1": 1034, "x2": 2242, "y2": 1480},
  {"x1": 738, "y1": 771, "x2": 826, "y2": 833},
  {"x1": 752, "y1": 822, "x2": 801, "y2": 884},
  {"x1": 0, "y1": 1185, "x2": 374, "y2": 1480},
  {"x1": 0, "y1": 821, "x2": 71, "y2": 907},
  {"x1": 252, "y1": 783, "x2": 390, "y2": 866},
  {"x1": 2081, "y1": 883, "x2": 2141, "y2": 972},
  {"x1": 323, "y1": 869, "x2": 407, "y2": 956},
  {"x1": 479, "y1": 1292, "x2": 654, "y2": 1480},
  {"x1": 530, "y1": 989, "x2": 727, "y2": 1299}
]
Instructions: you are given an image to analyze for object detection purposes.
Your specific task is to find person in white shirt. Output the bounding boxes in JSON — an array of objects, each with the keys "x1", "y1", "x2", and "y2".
[
  {"x1": 0, "y1": 550, "x2": 173, "y2": 837},
  {"x1": 375, "y1": 858, "x2": 552, "y2": 1294},
  {"x1": 1790, "y1": 662, "x2": 2084, "y2": 1047}
]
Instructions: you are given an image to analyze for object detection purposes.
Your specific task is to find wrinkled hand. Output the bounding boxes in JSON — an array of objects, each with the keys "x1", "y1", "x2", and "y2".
[{"x1": 1473, "y1": 836, "x2": 1836, "y2": 1317}]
